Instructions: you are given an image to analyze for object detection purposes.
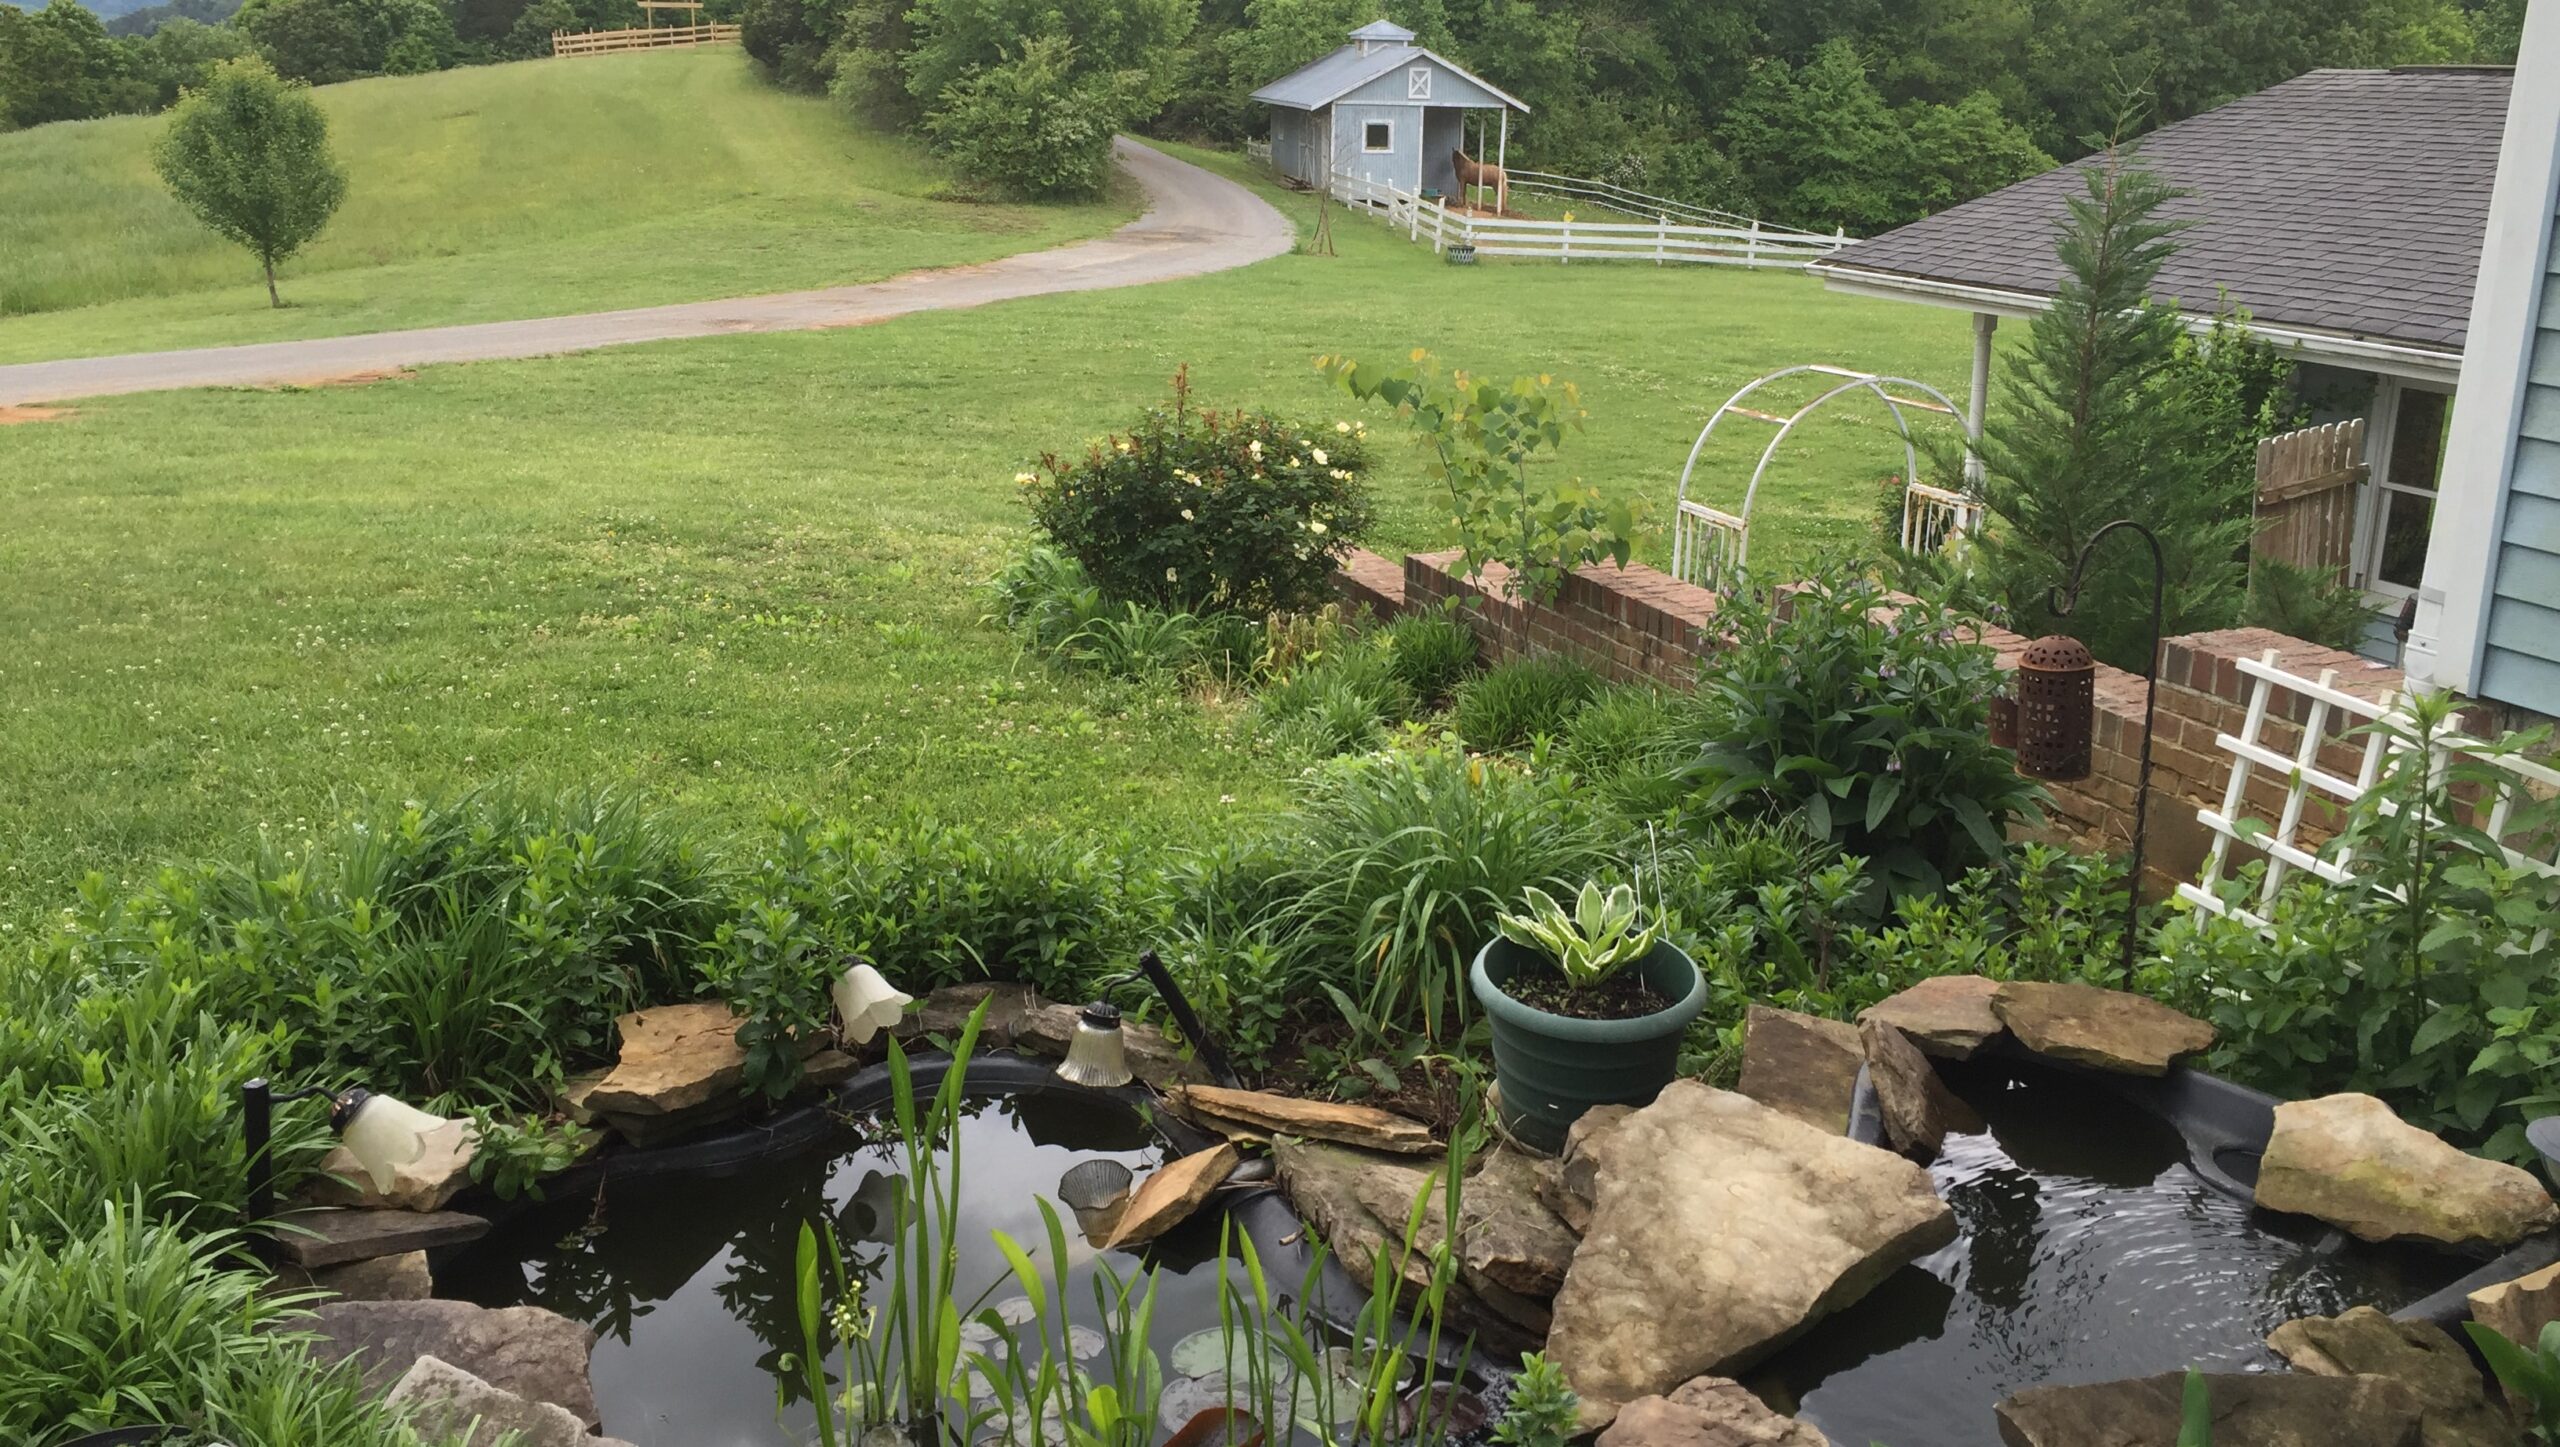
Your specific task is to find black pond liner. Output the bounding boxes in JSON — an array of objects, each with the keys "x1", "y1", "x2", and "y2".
[{"x1": 434, "y1": 1049, "x2": 1498, "y2": 1421}]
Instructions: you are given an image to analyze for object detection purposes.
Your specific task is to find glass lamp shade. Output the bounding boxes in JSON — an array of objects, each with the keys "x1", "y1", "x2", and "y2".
[
  {"x1": 1055, "y1": 1003, "x2": 1133, "y2": 1089},
  {"x1": 832, "y1": 960, "x2": 914, "y2": 1046},
  {"x1": 332, "y1": 1091, "x2": 452, "y2": 1194}
]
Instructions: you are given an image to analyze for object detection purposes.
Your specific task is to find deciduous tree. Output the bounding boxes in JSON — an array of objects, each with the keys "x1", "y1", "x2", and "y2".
[{"x1": 152, "y1": 56, "x2": 348, "y2": 307}]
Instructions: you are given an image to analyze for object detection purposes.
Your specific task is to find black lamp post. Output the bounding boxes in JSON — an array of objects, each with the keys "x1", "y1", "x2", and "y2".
[
  {"x1": 2013, "y1": 518, "x2": 2166, "y2": 989},
  {"x1": 241, "y1": 1077, "x2": 447, "y2": 1267}
]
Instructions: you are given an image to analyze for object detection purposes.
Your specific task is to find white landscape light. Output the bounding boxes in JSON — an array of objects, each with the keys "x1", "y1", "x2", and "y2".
[
  {"x1": 330, "y1": 1089, "x2": 453, "y2": 1196},
  {"x1": 1054, "y1": 1002, "x2": 1133, "y2": 1089},
  {"x1": 832, "y1": 958, "x2": 913, "y2": 1046}
]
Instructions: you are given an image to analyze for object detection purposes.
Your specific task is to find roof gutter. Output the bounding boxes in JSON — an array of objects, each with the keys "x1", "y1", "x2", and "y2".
[{"x1": 1807, "y1": 261, "x2": 2464, "y2": 386}]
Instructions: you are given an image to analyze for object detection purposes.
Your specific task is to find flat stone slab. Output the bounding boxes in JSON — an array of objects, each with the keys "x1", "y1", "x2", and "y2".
[
  {"x1": 1104, "y1": 1143, "x2": 1239, "y2": 1249},
  {"x1": 2255, "y1": 1093, "x2": 2560, "y2": 1247},
  {"x1": 1860, "y1": 1016, "x2": 1982, "y2": 1157},
  {"x1": 275, "y1": 1207, "x2": 488, "y2": 1269},
  {"x1": 1997, "y1": 1370, "x2": 2424, "y2": 1447},
  {"x1": 278, "y1": 1250, "x2": 434, "y2": 1302},
  {"x1": 588, "y1": 1001, "x2": 759, "y2": 1117},
  {"x1": 1273, "y1": 1138, "x2": 1547, "y2": 1351},
  {"x1": 1597, "y1": 1375, "x2": 1826, "y2": 1447},
  {"x1": 308, "y1": 1299, "x2": 602, "y2": 1426},
  {"x1": 2265, "y1": 1306, "x2": 2519, "y2": 1447},
  {"x1": 1172, "y1": 1084, "x2": 1436, "y2": 1154},
  {"x1": 1736, "y1": 1006, "x2": 1862, "y2": 1134},
  {"x1": 1861, "y1": 974, "x2": 2005, "y2": 1059},
  {"x1": 2471, "y1": 1260, "x2": 2560, "y2": 1349},
  {"x1": 1545, "y1": 1081, "x2": 1956, "y2": 1430},
  {"x1": 1992, "y1": 981, "x2": 2214, "y2": 1075}
]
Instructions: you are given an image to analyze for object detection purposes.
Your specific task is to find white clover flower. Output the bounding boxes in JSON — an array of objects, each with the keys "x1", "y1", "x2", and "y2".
[{"x1": 1312, "y1": 447, "x2": 1329, "y2": 466}]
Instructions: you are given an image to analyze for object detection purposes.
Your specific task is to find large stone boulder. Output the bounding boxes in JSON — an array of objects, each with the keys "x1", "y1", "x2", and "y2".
[
  {"x1": 309, "y1": 1118, "x2": 480, "y2": 1213},
  {"x1": 1996, "y1": 1371, "x2": 2425, "y2": 1447},
  {"x1": 1543, "y1": 1081, "x2": 1957, "y2": 1430},
  {"x1": 2267, "y1": 1306, "x2": 2522, "y2": 1447},
  {"x1": 587, "y1": 1001, "x2": 767, "y2": 1117},
  {"x1": 1736, "y1": 1006, "x2": 1863, "y2": 1135},
  {"x1": 2471, "y1": 1260, "x2": 2560, "y2": 1349},
  {"x1": 1859, "y1": 1016, "x2": 1982, "y2": 1158},
  {"x1": 384, "y1": 1354, "x2": 638, "y2": 1447},
  {"x1": 307, "y1": 1299, "x2": 603, "y2": 1426},
  {"x1": 1535, "y1": 1104, "x2": 1632, "y2": 1237},
  {"x1": 1595, "y1": 1375, "x2": 1826, "y2": 1447},
  {"x1": 2254, "y1": 1093, "x2": 2560, "y2": 1247},
  {"x1": 1861, "y1": 974, "x2": 2006, "y2": 1059},
  {"x1": 1991, "y1": 981, "x2": 2214, "y2": 1075}
]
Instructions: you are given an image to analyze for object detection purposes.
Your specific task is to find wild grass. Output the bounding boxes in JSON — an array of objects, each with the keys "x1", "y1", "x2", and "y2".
[
  {"x1": 0, "y1": 49, "x2": 1134, "y2": 360},
  {"x1": 1452, "y1": 655, "x2": 1602, "y2": 751}
]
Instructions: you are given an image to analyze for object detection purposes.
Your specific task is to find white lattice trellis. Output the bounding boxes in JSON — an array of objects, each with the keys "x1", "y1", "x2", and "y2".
[{"x1": 2178, "y1": 649, "x2": 2560, "y2": 932}]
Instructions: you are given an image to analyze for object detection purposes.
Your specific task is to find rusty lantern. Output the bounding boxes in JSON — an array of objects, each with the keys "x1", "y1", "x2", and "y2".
[{"x1": 2014, "y1": 634, "x2": 2096, "y2": 781}]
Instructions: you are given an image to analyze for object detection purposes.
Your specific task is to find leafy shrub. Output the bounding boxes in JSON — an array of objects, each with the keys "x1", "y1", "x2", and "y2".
[
  {"x1": 2244, "y1": 557, "x2": 2376, "y2": 652},
  {"x1": 2148, "y1": 693, "x2": 2560, "y2": 1163},
  {"x1": 1254, "y1": 741, "x2": 1628, "y2": 1044},
  {"x1": 1380, "y1": 605, "x2": 1480, "y2": 703},
  {"x1": 1674, "y1": 578, "x2": 2044, "y2": 902},
  {"x1": 920, "y1": 35, "x2": 1138, "y2": 199},
  {"x1": 1453, "y1": 654, "x2": 1600, "y2": 751},
  {"x1": 1023, "y1": 369, "x2": 1374, "y2": 617},
  {"x1": 1255, "y1": 638, "x2": 1414, "y2": 757}
]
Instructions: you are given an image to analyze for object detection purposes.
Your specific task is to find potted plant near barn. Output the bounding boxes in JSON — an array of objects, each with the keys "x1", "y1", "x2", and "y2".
[{"x1": 1469, "y1": 881, "x2": 1705, "y2": 1153}]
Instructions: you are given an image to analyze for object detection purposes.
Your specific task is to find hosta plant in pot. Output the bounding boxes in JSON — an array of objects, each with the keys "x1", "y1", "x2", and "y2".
[{"x1": 1469, "y1": 881, "x2": 1705, "y2": 1153}]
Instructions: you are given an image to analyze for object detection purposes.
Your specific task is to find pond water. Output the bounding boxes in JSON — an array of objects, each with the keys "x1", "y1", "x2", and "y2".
[
  {"x1": 1751, "y1": 1058, "x2": 2472, "y2": 1447},
  {"x1": 442, "y1": 1088, "x2": 1246, "y2": 1447}
]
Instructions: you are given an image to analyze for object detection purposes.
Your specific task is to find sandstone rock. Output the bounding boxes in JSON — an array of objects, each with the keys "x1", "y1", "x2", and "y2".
[
  {"x1": 1597, "y1": 1376, "x2": 1826, "y2": 1447},
  {"x1": 588, "y1": 1002, "x2": 758, "y2": 1117},
  {"x1": 307, "y1": 1117, "x2": 480, "y2": 1213},
  {"x1": 2266, "y1": 1306, "x2": 2521, "y2": 1447},
  {"x1": 1172, "y1": 1084, "x2": 1436, "y2": 1154},
  {"x1": 1735, "y1": 1006, "x2": 1863, "y2": 1134},
  {"x1": 1016, "y1": 1004, "x2": 1212, "y2": 1089},
  {"x1": 1544, "y1": 1081, "x2": 1956, "y2": 1429},
  {"x1": 384, "y1": 1354, "x2": 637, "y2": 1447},
  {"x1": 2470, "y1": 1260, "x2": 2560, "y2": 1349},
  {"x1": 308, "y1": 1299, "x2": 602, "y2": 1426},
  {"x1": 1991, "y1": 982, "x2": 2214, "y2": 1076},
  {"x1": 278, "y1": 1250, "x2": 433, "y2": 1302},
  {"x1": 554, "y1": 1069, "x2": 611, "y2": 1127},
  {"x1": 801, "y1": 1049, "x2": 860, "y2": 1091},
  {"x1": 2255, "y1": 1094, "x2": 2560, "y2": 1247},
  {"x1": 1454, "y1": 1148, "x2": 1579, "y2": 1300},
  {"x1": 1271, "y1": 1139, "x2": 1550, "y2": 1349},
  {"x1": 896, "y1": 981, "x2": 1047, "y2": 1050},
  {"x1": 1104, "y1": 1143, "x2": 1240, "y2": 1250},
  {"x1": 1859, "y1": 1016, "x2": 1983, "y2": 1157},
  {"x1": 1861, "y1": 974, "x2": 2007, "y2": 1059},
  {"x1": 274, "y1": 1207, "x2": 488, "y2": 1269},
  {"x1": 1535, "y1": 1104, "x2": 1631, "y2": 1236},
  {"x1": 1995, "y1": 1371, "x2": 2424, "y2": 1447},
  {"x1": 597, "y1": 1095, "x2": 747, "y2": 1148}
]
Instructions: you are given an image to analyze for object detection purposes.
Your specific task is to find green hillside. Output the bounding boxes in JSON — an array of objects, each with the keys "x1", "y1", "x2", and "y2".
[{"x1": 0, "y1": 48, "x2": 1136, "y2": 362}]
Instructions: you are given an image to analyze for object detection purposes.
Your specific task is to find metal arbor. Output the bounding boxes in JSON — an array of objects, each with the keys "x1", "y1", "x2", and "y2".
[{"x1": 1669, "y1": 365, "x2": 1978, "y2": 593}]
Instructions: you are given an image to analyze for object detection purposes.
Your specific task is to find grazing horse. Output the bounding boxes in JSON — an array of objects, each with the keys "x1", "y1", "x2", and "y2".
[{"x1": 1452, "y1": 149, "x2": 1507, "y2": 210}]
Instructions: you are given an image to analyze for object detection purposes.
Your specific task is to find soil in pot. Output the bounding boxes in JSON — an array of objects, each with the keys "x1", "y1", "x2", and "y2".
[{"x1": 1495, "y1": 966, "x2": 1669, "y2": 1022}]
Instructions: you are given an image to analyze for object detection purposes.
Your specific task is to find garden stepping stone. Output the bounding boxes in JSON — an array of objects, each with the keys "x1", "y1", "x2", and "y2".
[
  {"x1": 1860, "y1": 974, "x2": 2007, "y2": 1059},
  {"x1": 1735, "y1": 1006, "x2": 1863, "y2": 1134},
  {"x1": 1170, "y1": 1084, "x2": 1437, "y2": 1154},
  {"x1": 1015, "y1": 1004, "x2": 1213, "y2": 1089},
  {"x1": 274, "y1": 1206, "x2": 488, "y2": 1269},
  {"x1": 2469, "y1": 1259, "x2": 2560, "y2": 1348},
  {"x1": 1991, "y1": 981, "x2": 2214, "y2": 1076},
  {"x1": 1995, "y1": 1371, "x2": 2426, "y2": 1447},
  {"x1": 384, "y1": 1354, "x2": 638, "y2": 1447},
  {"x1": 2265, "y1": 1306, "x2": 2520, "y2": 1447},
  {"x1": 307, "y1": 1298, "x2": 603, "y2": 1426},
  {"x1": 1595, "y1": 1374, "x2": 1826, "y2": 1447},
  {"x1": 2254, "y1": 1093, "x2": 2560, "y2": 1247},
  {"x1": 1103, "y1": 1142, "x2": 1240, "y2": 1249},
  {"x1": 1860, "y1": 1016, "x2": 1983, "y2": 1158},
  {"x1": 1542, "y1": 1081, "x2": 1957, "y2": 1431},
  {"x1": 308, "y1": 1117, "x2": 480, "y2": 1213}
]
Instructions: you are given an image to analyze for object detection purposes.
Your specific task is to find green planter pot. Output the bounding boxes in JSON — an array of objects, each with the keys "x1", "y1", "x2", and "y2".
[{"x1": 1469, "y1": 936, "x2": 1706, "y2": 1155}]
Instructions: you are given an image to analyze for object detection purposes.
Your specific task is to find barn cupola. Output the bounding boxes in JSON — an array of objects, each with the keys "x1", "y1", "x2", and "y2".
[{"x1": 1349, "y1": 18, "x2": 1416, "y2": 56}]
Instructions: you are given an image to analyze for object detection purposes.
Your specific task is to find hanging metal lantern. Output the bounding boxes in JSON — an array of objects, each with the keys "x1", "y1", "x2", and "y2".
[{"x1": 2014, "y1": 635, "x2": 2096, "y2": 781}]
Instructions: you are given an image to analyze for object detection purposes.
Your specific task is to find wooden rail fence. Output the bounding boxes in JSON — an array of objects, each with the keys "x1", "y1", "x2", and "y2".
[
  {"x1": 552, "y1": 22, "x2": 740, "y2": 56},
  {"x1": 2253, "y1": 418, "x2": 2366, "y2": 579}
]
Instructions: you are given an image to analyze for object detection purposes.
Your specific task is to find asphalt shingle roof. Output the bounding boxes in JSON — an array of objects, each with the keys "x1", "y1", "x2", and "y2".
[
  {"x1": 1251, "y1": 41, "x2": 1528, "y2": 113},
  {"x1": 1816, "y1": 68, "x2": 2514, "y2": 353}
]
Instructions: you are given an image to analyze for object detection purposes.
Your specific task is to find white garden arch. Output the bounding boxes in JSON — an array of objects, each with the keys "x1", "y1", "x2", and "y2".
[{"x1": 1669, "y1": 364, "x2": 1980, "y2": 593}]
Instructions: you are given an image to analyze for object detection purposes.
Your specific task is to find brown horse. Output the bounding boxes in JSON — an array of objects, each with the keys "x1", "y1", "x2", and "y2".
[{"x1": 1452, "y1": 149, "x2": 1507, "y2": 211}]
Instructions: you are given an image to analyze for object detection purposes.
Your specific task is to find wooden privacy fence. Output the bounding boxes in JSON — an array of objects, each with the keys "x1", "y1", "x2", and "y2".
[
  {"x1": 552, "y1": 22, "x2": 740, "y2": 56},
  {"x1": 2253, "y1": 418, "x2": 2366, "y2": 578},
  {"x1": 1332, "y1": 173, "x2": 1846, "y2": 270}
]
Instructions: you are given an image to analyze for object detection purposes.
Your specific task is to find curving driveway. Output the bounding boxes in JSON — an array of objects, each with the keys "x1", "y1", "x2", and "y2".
[{"x1": 0, "y1": 139, "x2": 1294, "y2": 407}]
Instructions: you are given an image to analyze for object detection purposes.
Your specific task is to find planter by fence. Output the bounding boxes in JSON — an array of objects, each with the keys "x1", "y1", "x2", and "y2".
[{"x1": 1470, "y1": 936, "x2": 1705, "y2": 1155}]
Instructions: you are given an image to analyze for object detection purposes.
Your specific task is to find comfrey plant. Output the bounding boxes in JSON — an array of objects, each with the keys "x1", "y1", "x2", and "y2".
[{"x1": 1496, "y1": 883, "x2": 1657, "y2": 988}]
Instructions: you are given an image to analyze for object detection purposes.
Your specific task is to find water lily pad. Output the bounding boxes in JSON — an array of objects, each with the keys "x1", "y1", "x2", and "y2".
[
  {"x1": 993, "y1": 1295, "x2": 1040, "y2": 1327},
  {"x1": 1158, "y1": 1372, "x2": 1238, "y2": 1433},
  {"x1": 1066, "y1": 1325, "x2": 1106, "y2": 1360}
]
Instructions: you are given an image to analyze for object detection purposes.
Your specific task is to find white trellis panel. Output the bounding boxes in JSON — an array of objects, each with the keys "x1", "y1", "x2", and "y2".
[
  {"x1": 2178, "y1": 649, "x2": 2560, "y2": 932},
  {"x1": 1901, "y1": 480, "x2": 1981, "y2": 556}
]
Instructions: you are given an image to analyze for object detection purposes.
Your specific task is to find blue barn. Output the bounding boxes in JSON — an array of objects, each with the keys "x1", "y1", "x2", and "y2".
[{"x1": 1250, "y1": 20, "x2": 1529, "y2": 199}]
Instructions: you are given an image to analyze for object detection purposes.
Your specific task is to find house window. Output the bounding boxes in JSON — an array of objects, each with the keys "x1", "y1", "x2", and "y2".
[
  {"x1": 2356, "y1": 381, "x2": 2452, "y2": 596},
  {"x1": 1408, "y1": 66, "x2": 1431, "y2": 100},
  {"x1": 1363, "y1": 120, "x2": 1394, "y2": 153}
]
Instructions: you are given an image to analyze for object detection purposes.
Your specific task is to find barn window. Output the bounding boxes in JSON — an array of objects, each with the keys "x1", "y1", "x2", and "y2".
[
  {"x1": 1363, "y1": 120, "x2": 1394, "y2": 152},
  {"x1": 1408, "y1": 66, "x2": 1431, "y2": 99}
]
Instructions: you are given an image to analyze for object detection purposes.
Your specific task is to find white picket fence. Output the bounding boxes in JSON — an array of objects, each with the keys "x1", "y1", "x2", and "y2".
[
  {"x1": 1331, "y1": 173, "x2": 1846, "y2": 270},
  {"x1": 1499, "y1": 168, "x2": 1761, "y2": 230}
]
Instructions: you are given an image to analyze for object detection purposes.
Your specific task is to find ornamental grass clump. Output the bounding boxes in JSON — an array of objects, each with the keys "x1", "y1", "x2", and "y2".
[{"x1": 1020, "y1": 367, "x2": 1374, "y2": 618}]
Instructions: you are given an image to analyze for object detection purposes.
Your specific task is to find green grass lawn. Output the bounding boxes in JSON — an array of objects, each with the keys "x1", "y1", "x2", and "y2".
[
  {"x1": 0, "y1": 49, "x2": 1136, "y2": 364},
  {"x1": 0, "y1": 140, "x2": 1971, "y2": 913}
]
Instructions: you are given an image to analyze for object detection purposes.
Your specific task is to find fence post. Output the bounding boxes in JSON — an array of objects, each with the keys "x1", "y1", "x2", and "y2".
[
  {"x1": 1745, "y1": 218, "x2": 1760, "y2": 268},
  {"x1": 1560, "y1": 218, "x2": 1571, "y2": 265},
  {"x1": 1656, "y1": 215, "x2": 1667, "y2": 266}
]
